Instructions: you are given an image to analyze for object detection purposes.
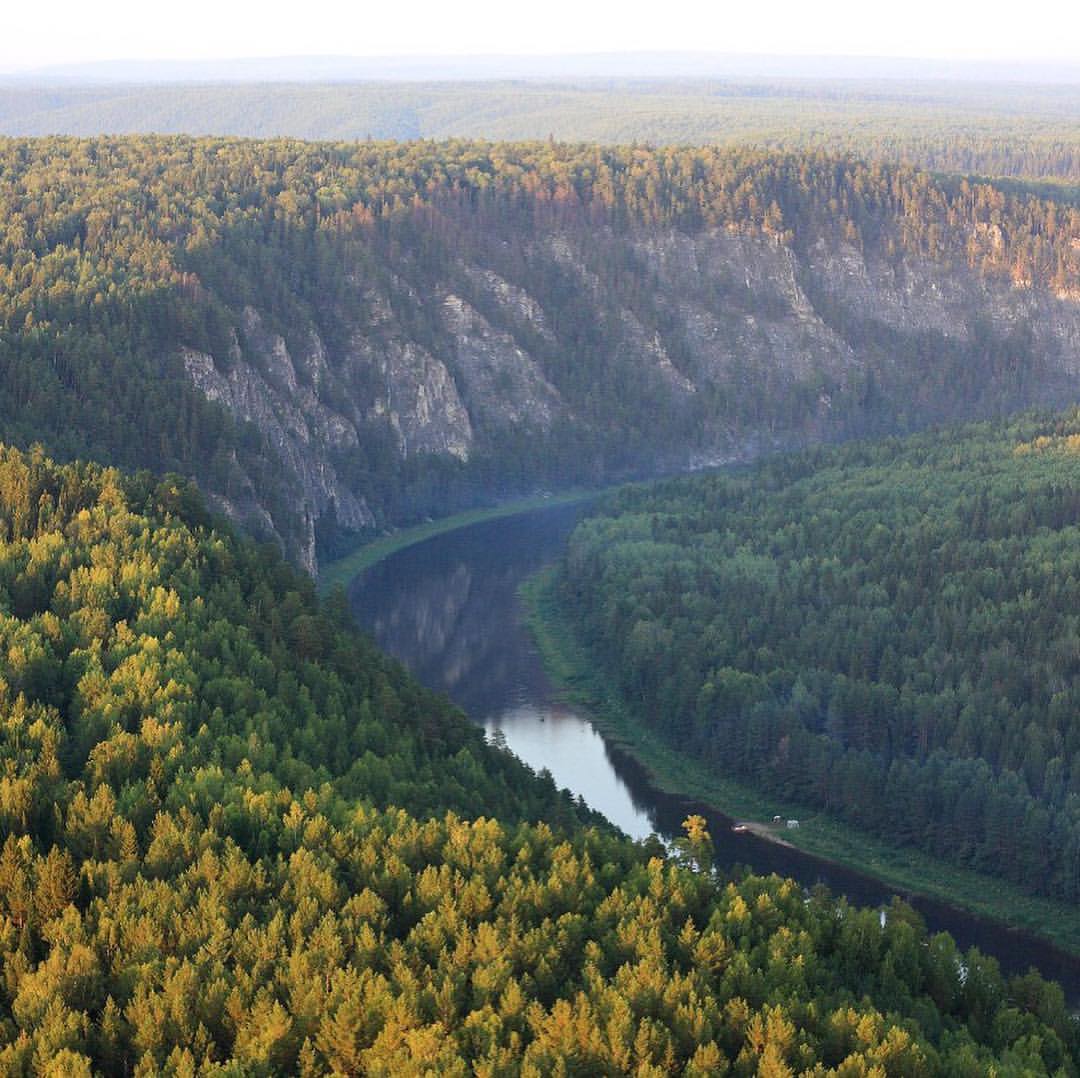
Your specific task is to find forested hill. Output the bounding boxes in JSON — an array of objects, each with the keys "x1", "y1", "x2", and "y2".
[
  {"x1": 1, "y1": 442, "x2": 1077, "y2": 1072},
  {"x1": 2, "y1": 80, "x2": 1080, "y2": 182},
  {"x1": 2, "y1": 136, "x2": 1080, "y2": 571},
  {"x1": 555, "y1": 409, "x2": 1080, "y2": 910}
]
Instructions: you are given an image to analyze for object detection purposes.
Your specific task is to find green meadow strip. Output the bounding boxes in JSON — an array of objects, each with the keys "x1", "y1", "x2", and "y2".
[{"x1": 317, "y1": 488, "x2": 599, "y2": 595}]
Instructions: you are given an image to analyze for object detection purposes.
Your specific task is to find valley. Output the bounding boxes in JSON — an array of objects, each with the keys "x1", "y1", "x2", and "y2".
[
  {"x1": 534, "y1": 415, "x2": 1080, "y2": 934},
  {"x1": 2, "y1": 138, "x2": 1079, "y2": 576},
  {"x1": 3, "y1": 122, "x2": 1080, "y2": 1070}
]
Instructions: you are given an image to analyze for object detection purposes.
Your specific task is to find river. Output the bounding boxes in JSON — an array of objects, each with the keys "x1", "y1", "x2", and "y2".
[{"x1": 348, "y1": 500, "x2": 1080, "y2": 1001}]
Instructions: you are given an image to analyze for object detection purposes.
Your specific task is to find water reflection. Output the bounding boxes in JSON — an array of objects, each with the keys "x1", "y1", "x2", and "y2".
[
  {"x1": 358, "y1": 505, "x2": 585, "y2": 718},
  {"x1": 355, "y1": 504, "x2": 661, "y2": 838},
  {"x1": 349, "y1": 502, "x2": 1080, "y2": 1000},
  {"x1": 485, "y1": 703, "x2": 661, "y2": 840}
]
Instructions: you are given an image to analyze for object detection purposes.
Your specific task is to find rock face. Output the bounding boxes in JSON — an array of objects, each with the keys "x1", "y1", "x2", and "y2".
[
  {"x1": 439, "y1": 293, "x2": 563, "y2": 431},
  {"x1": 359, "y1": 336, "x2": 473, "y2": 461},
  {"x1": 176, "y1": 226, "x2": 1080, "y2": 573},
  {"x1": 181, "y1": 310, "x2": 374, "y2": 576}
]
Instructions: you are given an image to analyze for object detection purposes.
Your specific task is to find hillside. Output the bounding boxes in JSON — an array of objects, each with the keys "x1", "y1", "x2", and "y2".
[
  {"x1": 552, "y1": 411, "x2": 1080, "y2": 908},
  {"x1": 0, "y1": 443, "x2": 1075, "y2": 1073},
  {"x1": 2, "y1": 80, "x2": 1080, "y2": 183},
  {"x1": 1, "y1": 136, "x2": 1079, "y2": 571}
]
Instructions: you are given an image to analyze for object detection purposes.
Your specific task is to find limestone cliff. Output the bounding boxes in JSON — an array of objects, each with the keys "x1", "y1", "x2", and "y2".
[{"x1": 175, "y1": 227, "x2": 1080, "y2": 573}]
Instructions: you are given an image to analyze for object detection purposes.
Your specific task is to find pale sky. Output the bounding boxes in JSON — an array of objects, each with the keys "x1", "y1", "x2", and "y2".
[{"x1": 3, "y1": 0, "x2": 1078, "y2": 72}]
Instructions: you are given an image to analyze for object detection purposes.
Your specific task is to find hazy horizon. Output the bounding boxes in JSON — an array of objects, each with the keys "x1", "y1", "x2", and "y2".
[
  {"x1": 4, "y1": 0, "x2": 1078, "y2": 76},
  {"x1": 5, "y1": 50, "x2": 1080, "y2": 86}
]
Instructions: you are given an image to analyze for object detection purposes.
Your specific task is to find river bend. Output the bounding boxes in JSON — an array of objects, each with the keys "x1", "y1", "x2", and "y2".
[{"x1": 348, "y1": 501, "x2": 1080, "y2": 1000}]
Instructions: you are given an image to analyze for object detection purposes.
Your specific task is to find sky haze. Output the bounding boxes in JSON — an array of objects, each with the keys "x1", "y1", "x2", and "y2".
[{"x1": 4, "y1": 0, "x2": 1078, "y2": 74}]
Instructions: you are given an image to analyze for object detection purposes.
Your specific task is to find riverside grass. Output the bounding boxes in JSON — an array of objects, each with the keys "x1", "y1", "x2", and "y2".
[
  {"x1": 521, "y1": 565, "x2": 1080, "y2": 958},
  {"x1": 323, "y1": 494, "x2": 1080, "y2": 957},
  {"x1": 317, "y1": 488, "x2": 598, "y2": 595}
]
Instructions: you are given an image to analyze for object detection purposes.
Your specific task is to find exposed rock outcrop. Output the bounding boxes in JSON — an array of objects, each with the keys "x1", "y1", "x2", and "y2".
[
  {"x1": 176, "y1": 226, "x2": 1080, "y2": 573},
  {"x1": 440, "y1": 293, "x2": 563, "y2": 431},
  {"x1": 181, "y1": 311, "x2": 373, "y2": 574}
]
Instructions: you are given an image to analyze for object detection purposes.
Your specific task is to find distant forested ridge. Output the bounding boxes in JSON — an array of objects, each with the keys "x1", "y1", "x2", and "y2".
[
  {"x1": 555, "y1": 411, "x2": 1080, "y2": 907},
  {"x1": 1, "y1": 136, "x2": 1079, "y2": 569},
  {"x1": 0, "y1": 442, "x2": 1076, "y2": 1072},
  {"x1": 2, "y1": 79, "x2": 1080, "y2": 183}
]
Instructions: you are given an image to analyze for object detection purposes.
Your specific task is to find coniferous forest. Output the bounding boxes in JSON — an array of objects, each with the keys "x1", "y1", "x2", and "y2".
[
  {"x1": 2, "y1": 79, "x2": 1079, "y2": 185},
  {"x1": 0, "y1": 444, "x2": 1076, "y2": 1073},
  {"x1": 554, "y1": 412, "x2": 1080, "y2": 908},
  {"x1": 0, "y1": 136, "x2": 1078, "y2": 565},
  {"x1": 1, "y1": 109, "x2": 1080, "y2": 1072}
]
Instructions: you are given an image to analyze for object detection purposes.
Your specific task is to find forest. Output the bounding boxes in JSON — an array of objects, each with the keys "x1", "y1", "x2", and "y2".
[
  {"x1": 554, "y1": 410, "x2": 1080, "y2": 909},
  {"x1": 1, "y1": 79, "x2": 1079, "y2": 184},
  {"x1": 0, "y1": 442, "x2": 1076, "y2": 1073},
  {"x1": 0, "y1": 135, "x2": 1078, "y2": 567}
]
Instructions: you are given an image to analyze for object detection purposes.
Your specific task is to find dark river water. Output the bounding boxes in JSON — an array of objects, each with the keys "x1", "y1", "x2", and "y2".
[{"x1": 348, "y1": 500, "x2": 1080, "y2": 1002}]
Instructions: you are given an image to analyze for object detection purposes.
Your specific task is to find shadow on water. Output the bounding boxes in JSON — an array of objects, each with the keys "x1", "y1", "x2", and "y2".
[{"x1": 349, "y1": 501, "x2": 1080, "y2": 1001}]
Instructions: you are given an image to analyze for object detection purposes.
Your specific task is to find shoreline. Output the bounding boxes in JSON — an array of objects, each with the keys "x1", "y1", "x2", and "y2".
[
  {"x1": 317, "y1": 464, "x2": 741, "y2": 596},
  {"x1": 317, "y1": 487, "x2": 601, "y2": 596},
  {"x1": 731, "y1": 820, "x2": 796, "y2": 848},
  {"x1": 323, "y1": 493, "x2": 1080, "y2": 964},
  {"x1": 520, "y1": 564, "x2": 1080, "y2": 960}
]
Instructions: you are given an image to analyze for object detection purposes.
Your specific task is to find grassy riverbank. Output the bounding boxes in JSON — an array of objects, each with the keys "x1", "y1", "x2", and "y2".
[
  {"x1": 522, "y1": 566, "x2": 1080, "y2": 958},
  {"x1": 317, "y1": 489, "x2": 599, "y2": 596}
]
